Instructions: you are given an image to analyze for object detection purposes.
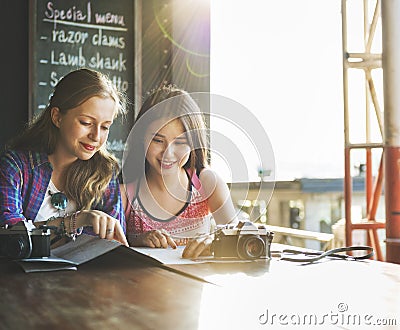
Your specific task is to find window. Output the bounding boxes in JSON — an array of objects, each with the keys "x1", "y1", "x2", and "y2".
[{"x1": 210, "y1": 0, "x2": 344, "y2": 181}]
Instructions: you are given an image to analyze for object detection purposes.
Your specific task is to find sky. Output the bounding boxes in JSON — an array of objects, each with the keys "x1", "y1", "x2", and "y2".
[{"x1": 209, "y1": 0, "x2": 382, "y2": 181}]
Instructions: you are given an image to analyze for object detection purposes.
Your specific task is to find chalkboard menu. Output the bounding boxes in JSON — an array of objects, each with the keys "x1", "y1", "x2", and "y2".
[{"x1": 31, "y1": 0, "x2": 134, "y2": 161}]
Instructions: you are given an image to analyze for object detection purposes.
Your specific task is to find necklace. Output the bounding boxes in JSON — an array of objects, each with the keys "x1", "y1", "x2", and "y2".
[{"x1": 48, "y1": 190, "x2": 68, "y2": 217}]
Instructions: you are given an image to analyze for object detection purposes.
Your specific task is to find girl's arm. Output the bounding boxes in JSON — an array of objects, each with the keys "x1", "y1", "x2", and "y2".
[
  {"x1": 119, "y1": 183, "x2": 128, "y2": 214},
  {"x1": 0, "y1": 152, "x2": 28, "y2": 226},
  {"x1": 98, "y1": 172, "x2": 125, "y2": 232},
  {"x1": 198, "y1": 167, "x2": 238, "y2": 225}
]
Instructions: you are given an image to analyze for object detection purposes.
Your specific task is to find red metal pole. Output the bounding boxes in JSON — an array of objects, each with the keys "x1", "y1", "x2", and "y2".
[
  {"x1": 344, "y1": 148, "x2": 352, "y2": 246},
  {"x1": 384, "y1": 147, "x2": 400, "y2": 262},
  {"x1": 366, "y1": 149, "x2": 373, "y2": 212},
  {"x1": 382, "y1": 0, "x2": 400, "y2": 264},
  {"x1": 365, "y1": 150, "x2": 373, "y2": 251},
  {"x1": 367, "y1": 155, "x2": 383, "y2": 220}
]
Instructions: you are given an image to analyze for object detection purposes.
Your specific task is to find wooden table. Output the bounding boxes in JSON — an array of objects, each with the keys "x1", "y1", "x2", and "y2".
[{"x1": 0, "y1": 244, "x2": 399, "y2": 330}]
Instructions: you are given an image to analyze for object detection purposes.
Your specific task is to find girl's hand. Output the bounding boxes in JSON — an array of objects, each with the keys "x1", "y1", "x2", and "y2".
[
  {"x1": 139, "y1": 229, "x2": 177, "y2": 249},
  {"x1": 77, "y1": 210, "x2": 129, "y2": 246},
  {"x1": 182, "y1": 234, "x2": 213, "y2": 259}
]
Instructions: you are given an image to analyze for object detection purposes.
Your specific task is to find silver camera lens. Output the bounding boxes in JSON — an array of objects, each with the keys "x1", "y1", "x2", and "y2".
[{"x1": 237, "y1": 235, "x2": 265, "y2": 259}]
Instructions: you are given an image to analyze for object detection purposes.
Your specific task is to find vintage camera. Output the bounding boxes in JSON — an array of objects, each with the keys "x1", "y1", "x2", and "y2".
[
  {"x1": 0, "y1": 220, "x2": 51, "y2": 259},
  {"x1": 212, "y1": 221, "x2": 274, "y2": 259}
]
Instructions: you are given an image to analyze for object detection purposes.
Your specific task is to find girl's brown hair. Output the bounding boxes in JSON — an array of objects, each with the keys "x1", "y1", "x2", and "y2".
[
  {"x1": 8, "y1": 68, "x2": 127, "y2": 209},
  {"x1": 122, "y1": 85, "x2": 209, "y2": 183}
]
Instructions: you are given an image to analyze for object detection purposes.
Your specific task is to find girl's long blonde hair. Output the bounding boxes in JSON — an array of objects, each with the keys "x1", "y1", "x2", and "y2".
[{"x1": 8, "y1": 68, "x2": 127, "y2": 209}]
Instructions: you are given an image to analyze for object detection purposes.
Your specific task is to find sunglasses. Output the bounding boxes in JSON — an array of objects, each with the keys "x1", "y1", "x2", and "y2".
[{"x1": 49, "y1": 191, "x2": 68, "y2": 216}]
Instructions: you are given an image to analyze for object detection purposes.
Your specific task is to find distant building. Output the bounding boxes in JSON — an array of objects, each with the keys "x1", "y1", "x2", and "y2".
[{"x1": 229, "y1": 177, "x2": 386, "y2": 250}]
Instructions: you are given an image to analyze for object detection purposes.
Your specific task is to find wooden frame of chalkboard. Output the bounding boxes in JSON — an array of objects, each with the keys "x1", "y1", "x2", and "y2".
[{"x1": 29, "y1": 0, "x2": 138, "y2": 162}]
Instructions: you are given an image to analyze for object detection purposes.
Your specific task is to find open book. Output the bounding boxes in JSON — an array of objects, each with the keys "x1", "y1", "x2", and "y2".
[
  {"x1": 16, "y1": 234, "x2": 202, "y2": 273},
  {"x1": 16, "y1": 234, "x2": 258, "y2": 273},
  {"x1": 16, "y1": 234, "x2": 122, "y2": 273}
]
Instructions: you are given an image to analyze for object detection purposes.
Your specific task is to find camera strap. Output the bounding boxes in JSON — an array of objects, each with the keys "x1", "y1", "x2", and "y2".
[{"x1": 275, "y1": 245, "x2": 374, "y2": 263}]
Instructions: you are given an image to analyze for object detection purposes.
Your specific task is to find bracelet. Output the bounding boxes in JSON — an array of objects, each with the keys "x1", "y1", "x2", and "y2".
[
  {"x1": 45, "y1": 212, "x2": 83, "y2": 244},
  {"x1": 66, "y1": 211, "x2": 82, "y2": 241}
]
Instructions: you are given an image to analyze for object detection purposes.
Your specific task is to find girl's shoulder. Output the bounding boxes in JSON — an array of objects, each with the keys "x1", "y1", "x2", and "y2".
[
  {"x1": 197, "y1": 167, "x2": 223, "y2": 185},
  {"x1": 1, "y1": 149, "x2": 28, "y2": 163},
  {"x1": 120, "y1": 180, "x2": 139, "y2": 201},
  {"x1": 1, "y1": 150, "x2": 48, "y2": 170},
  {"x1": 119, "y1": 180, "x2": 139, "y2": 216},
  {"x1": 195, "y1": 167, "x2": 227, "y2": 199}
]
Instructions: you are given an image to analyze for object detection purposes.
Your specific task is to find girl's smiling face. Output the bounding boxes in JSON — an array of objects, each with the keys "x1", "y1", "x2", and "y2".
[
  {"x1": 51, "y1": 96, "x2": 116, "y2": 162},
  {"x1": 144, "y1": 118, "x2": 191, "y2": 176}
]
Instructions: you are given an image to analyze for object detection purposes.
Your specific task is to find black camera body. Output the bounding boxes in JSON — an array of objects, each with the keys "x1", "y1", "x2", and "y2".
[
  {"x1": 212, "y1": 221, "x2": 274, "y2": 260},
  {"x1": 0, "y1": 220, "x2": 51, "y2": 259}
]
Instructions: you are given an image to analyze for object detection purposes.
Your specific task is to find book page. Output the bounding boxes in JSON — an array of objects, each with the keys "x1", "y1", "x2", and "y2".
[
  {"x1": 131, "y1": 246, "x2": 253, "y2": 265},
  {"x1": 51, "y1": 234, "x2": 121, "y2": 265}
]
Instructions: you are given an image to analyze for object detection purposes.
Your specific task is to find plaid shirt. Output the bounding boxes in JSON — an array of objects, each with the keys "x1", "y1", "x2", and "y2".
[{"x1": 0, "y1": 150, "x2": 125, "y2": 233}]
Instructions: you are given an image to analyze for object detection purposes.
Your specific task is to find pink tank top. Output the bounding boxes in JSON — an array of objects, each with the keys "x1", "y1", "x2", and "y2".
[{"x1": 124, "y1": 171, "x2": 212, "y2": 246}]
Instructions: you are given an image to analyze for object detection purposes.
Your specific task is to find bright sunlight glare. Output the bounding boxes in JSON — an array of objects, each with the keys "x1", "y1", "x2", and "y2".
[{"x1": 210, "y1": 0, "x2": 355, "y2": 181}]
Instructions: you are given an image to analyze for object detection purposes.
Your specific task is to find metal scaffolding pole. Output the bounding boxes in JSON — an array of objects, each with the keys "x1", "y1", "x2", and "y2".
[
  {"x1": 342, "y1": 0, "x2": 385, "y2": 261},
  {"x1": 381, "y1": 0, "x2": 400, "y2": 264}
]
